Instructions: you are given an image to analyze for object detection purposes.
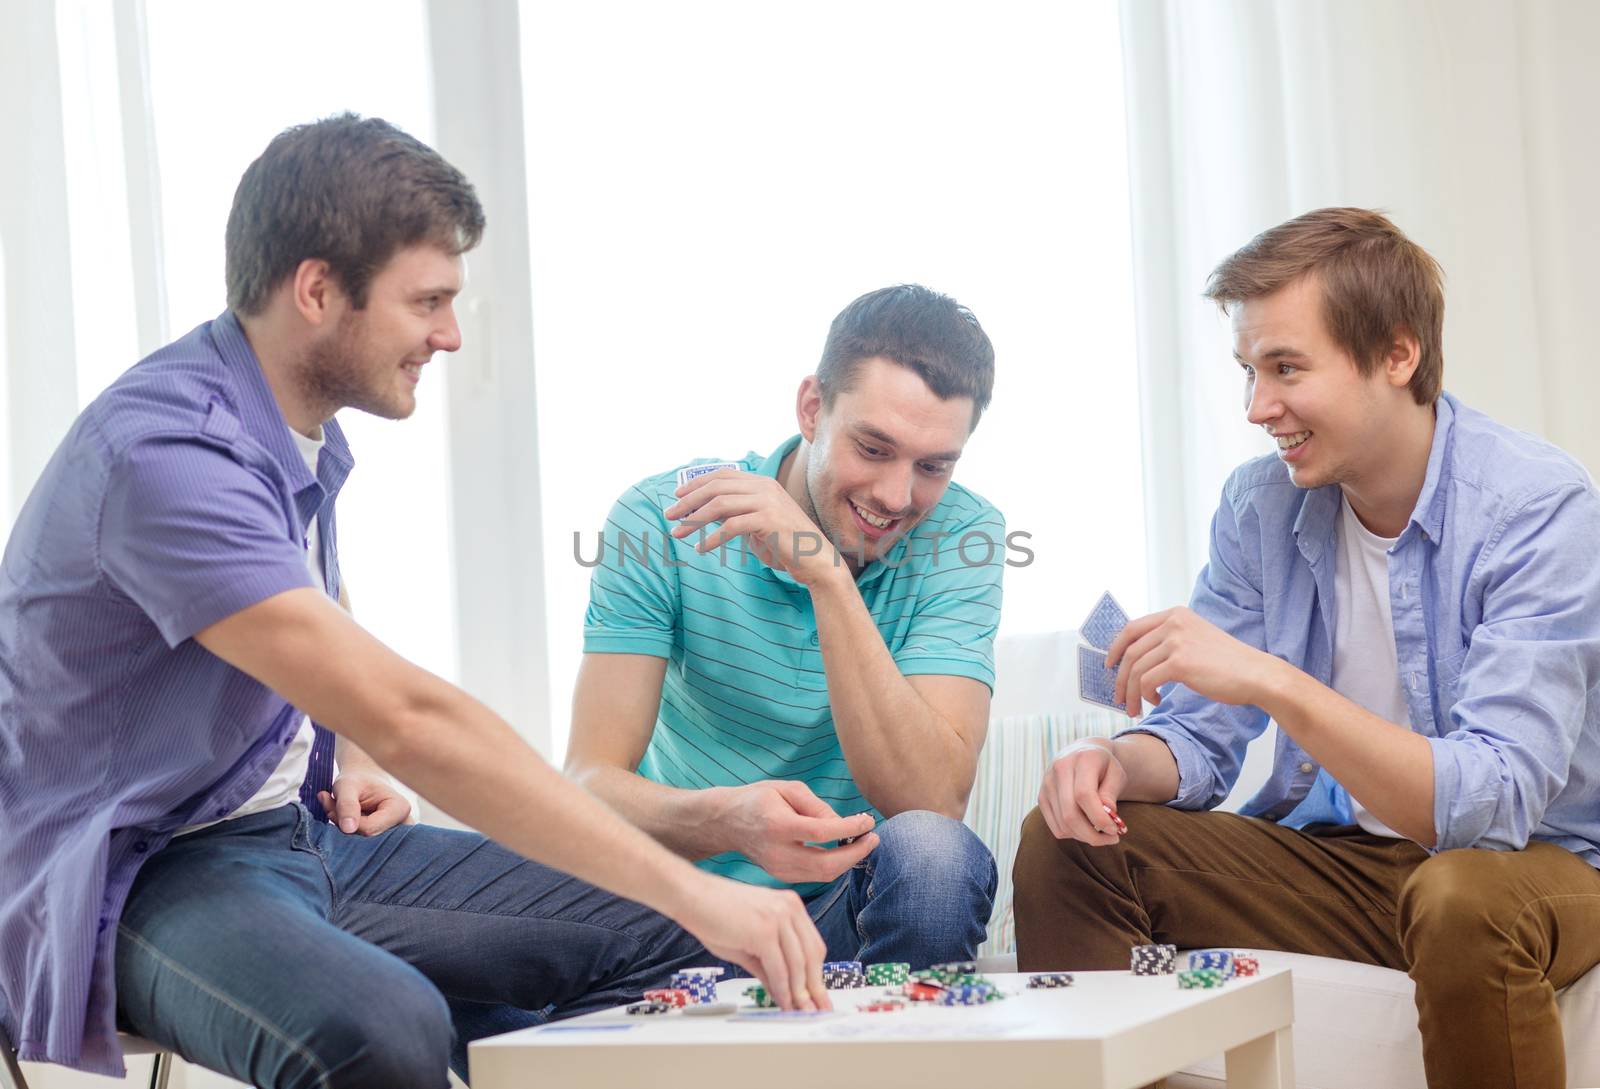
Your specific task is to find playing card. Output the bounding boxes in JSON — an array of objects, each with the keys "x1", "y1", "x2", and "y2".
[
  {"x1": 1080, "y1": 590, "x2": 1129, "y2": 651},
  {"x1": 676, "y1": 462, "x2": 740, "y2": 488},
  {"x1": 1077, "y1": 644, "x2": 1126, "y2": 711}
]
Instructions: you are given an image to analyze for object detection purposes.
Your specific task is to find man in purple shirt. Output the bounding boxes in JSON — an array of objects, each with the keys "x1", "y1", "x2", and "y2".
[{"x1": 0, "y1": 115, "x2": 836, "y2": 1087}]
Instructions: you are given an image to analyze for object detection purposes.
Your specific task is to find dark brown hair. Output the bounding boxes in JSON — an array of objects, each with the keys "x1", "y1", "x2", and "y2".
[
  {"x1": 225, "y1": 113, "x2": 485, "y2": 315},
  {"x1": 1203, "y1": 208, "x2": 1445, "y2": 405},
  {"x1": 817, "y1": 284, "x2": 995, "y2": 428}
]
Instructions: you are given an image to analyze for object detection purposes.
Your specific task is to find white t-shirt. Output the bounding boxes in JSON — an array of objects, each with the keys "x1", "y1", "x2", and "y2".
[
  {"x1": 1329, "y1": 494, "x2": 1408, "y2": 839},
  {"x1": 177, "y1": 425, "x2": 324, "y2": 834}
]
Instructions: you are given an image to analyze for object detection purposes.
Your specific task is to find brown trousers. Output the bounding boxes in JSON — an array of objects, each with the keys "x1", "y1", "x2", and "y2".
[{"x1": 1012, "y1": 802, "x2": 1600, "y2": 1089}]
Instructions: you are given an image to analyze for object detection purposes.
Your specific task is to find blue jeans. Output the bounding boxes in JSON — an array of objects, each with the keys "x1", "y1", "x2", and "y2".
[
  {"x1": 114, "y1": 804, "x2": 706, "y2": 1088},
  {"x1": 805, "y1": 810, "x2": 997, "y2": 966}
]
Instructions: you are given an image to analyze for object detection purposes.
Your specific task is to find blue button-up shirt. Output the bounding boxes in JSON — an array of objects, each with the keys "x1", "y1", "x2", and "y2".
[
  {"x1": 1126, "y1": 393, "x2": 1600, "y2": 866},
  {"x1": 0, "y1": 312, "x2": 350, "y2": 1075}
]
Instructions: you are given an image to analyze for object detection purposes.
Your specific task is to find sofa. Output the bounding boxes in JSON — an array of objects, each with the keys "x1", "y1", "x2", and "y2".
[{"x1": 964, "y1": 630, "x2": 1600, "y2": 1088}]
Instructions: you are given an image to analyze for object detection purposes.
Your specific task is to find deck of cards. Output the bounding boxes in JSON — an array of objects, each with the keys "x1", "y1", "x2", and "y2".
[{"x1": 1077, "y1": 591, "x2": 1129, "y2": 712}]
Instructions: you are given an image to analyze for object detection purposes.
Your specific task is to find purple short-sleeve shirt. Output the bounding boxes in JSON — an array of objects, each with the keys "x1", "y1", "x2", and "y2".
[{"x1": 0, "y1": 311, "x2": 351, "y2": 1074}]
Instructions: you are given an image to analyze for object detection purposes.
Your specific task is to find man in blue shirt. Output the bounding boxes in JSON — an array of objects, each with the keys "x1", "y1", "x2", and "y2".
[
  {"x1": 0, "y1": 115, "x2": 829, "y2": 1086},
  {"x1": 565, "y1": 285, "x2": 1005, "y2": 968},
  {"x1": 1015, "y1": 208, "x2": 1600, "y2": 1089}
]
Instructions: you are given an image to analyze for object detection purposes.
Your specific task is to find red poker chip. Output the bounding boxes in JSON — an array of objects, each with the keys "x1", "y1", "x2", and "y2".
[{"x1": 643, "y1": 988, "x2": 691, "y2": 1007}]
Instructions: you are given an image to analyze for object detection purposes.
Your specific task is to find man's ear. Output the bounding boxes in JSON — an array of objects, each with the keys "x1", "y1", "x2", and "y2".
[
  {"x1": 1384, "y1": 326, "x2": 1421, "y2": 389},
  {"x1": 290, "y1": 259, "x2": 342, "y2": 328},
  {"x1": 797, "y1": 375, "x2": 825, "y2": 442}
]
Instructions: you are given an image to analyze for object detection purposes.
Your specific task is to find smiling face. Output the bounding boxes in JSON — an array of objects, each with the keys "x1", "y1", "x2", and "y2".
[
  {"x1": 796, "y1": 357, "x2": 974, "y2": 567},
  {"x1": 1233, "y1": 275, "x2": 1418, "y2": 492},
  {"x1": 303, "y1": 243, "x2": 464, "y2": 421}
]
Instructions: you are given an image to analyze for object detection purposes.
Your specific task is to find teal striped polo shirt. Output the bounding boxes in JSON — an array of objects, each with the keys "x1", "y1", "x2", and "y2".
[{"x1": 583, "y1": 434, "x2": 1006, "y2": 894}]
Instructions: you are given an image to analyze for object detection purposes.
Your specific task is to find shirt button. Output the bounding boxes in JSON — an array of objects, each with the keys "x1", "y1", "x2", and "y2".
[
  {"x1": 132, "y1": 841, "x2": 149, "y2": 854},
  {"x1": 1298, "y1": 762, "x2": 1314, "y2": 774}
]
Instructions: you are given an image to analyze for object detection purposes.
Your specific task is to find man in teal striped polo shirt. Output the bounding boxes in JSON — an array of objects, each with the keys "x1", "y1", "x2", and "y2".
[{"x1": 567, "y1": 285, "x2": 1005, "y2": 968}]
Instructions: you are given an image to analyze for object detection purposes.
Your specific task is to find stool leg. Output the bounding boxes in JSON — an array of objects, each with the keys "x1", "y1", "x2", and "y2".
[
  {"x1": 0, "y1": 1031, "x2": 30, "y2": 1089},
  {"x1": 147, "y1": 1051, "x2": 171, "y2": 1089}
]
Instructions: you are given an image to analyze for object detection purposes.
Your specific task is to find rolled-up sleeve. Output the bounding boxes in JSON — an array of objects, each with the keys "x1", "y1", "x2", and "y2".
[
  {"x1": 100, "y1": 436, "x2": 315, "y2": 647},
  {"x1": 1121, "y1": 473, "x2": 1272, "y2": 810},
  {"x1": 1430, "y1": 483, "x2": 1600, "y2": 851}
]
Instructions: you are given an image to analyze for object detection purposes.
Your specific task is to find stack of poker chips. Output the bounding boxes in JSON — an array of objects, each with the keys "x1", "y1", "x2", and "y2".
[
  {"x1": 925, "y1": 961, "x2": 978, "y2": 984},
  {"x1": 865, "y1": 961, "x2": 911, "y2": 986},
  {"x1": 823, "y1": 960, "x2": 867, "y2": 988},
  {"x1": 742, "y1": 983, "x2": 777, "y2": 1008},
  {"x1": 938, "y1": 981, "x2": 1003, "y2": 1005},
  {"x1": 1232, "y1": 953, "x2": 1261, "y2": 977},
  {"x1": 626, "y1": 999, "x2": 673, "y2": 1014},
  {"x1": 1177, "y1": 967, "x2": 1226, "y2": 989},
  {"x1": 1130, "y1": 943, "x2": 1178, "y2": 975},
  {"x1": 1186, "y1": 949, "x2": 1236, "y2": 978},
  {"x1": 669, "y1": 966, "x2": 724, "y2": 1003},
  {"x1": 642, "y1": 988, "x2": 690, "y2": 1008},
  {"x1": 903, "y1": 979, "x2": 949, "y2": 1003},
  {"x1": 862, "y1": 998, "x2": 906, "y2": 1013},
  {"x1": 1026, "y1": 972, "x2": 1075, "y2": 989}
]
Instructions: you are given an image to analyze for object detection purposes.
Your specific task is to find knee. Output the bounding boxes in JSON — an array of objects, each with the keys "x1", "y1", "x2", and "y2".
[
  {"x1": 1013, "y1": 806, "x2": 1093, "y2": 901},
  {"x1": 874, "y1": 810, "x2": 997, "y2": 898},
  {"x1": 1398, "y1": 850, "x2": 1511, "y2": 965},
  {"x1": 306, "y1": 978, "x2": 452, "y2": 1089}
]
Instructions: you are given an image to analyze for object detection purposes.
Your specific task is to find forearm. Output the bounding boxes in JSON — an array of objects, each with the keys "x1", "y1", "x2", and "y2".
[
  {"x1": 1259, "y1": 662, "x2": 1436, "y2": 846},
  {"x1": 569, "y1": 763, "x2": 737, "y2": 860},
  {"x1": 365, "y1": 678, "x2": 710, "y2": 922},
  {"x1": 1105, "y1": 733, "x2": 1181, "y2": 803},
  {"x1": 809, "y1": 571, "x2": 974, "y2": 818},
  {"x1": 333, "y1": 733, "x2": 386, "y2": 777}
]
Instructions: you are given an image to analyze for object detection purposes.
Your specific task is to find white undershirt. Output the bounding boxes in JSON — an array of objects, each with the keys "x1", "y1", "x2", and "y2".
[
  {"x1": 177, "y1": 426, "x2": 324, "y2": 834},
  {"x1": 1330, "y1": 494, "x2": 1408, "y2": 839}
]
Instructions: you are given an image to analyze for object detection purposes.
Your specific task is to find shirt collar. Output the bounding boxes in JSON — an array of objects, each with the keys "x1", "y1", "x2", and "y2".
[
  {"x1": 753, "y1": 434, "x2": 907, "y2": 589},
  {"x1": 1406, "y1": 391, "x2": 1456, "y2": 546},
  {"x1": 1291, "y1": 391, "x2": 1456, "y2": 559},
  {"x1": 211, "y1": 310, "x2": 355, "y2": 496}
]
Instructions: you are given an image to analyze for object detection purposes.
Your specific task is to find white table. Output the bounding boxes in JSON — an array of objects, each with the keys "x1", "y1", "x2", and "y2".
[{"x1": 470, "y1": 969, "x2": 1295, "y2": 1089}]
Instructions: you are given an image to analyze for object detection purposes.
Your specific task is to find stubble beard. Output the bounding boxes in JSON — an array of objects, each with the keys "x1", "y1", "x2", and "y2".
[{"x1": 302, "y1": 311, "x2": 411, "y2": 422}]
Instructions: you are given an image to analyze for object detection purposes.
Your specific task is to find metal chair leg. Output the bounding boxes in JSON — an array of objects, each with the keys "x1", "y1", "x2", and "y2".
[
  {"x1": 0, "y1": 1027, "x2": 30, "y2": 1089},
  {"x1": 147, "y1": 1049, "x2": 172, "y2": 1089}
]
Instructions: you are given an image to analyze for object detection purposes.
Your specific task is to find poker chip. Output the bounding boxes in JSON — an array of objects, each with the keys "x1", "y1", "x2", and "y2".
[
  {"x1": 669, "y1": 971, "x2": 720, "y2": 1004},
  {"x1": 626, "y1": 1000, "x2": 672, "y2": 1014},
  {"x1": 865, "y1": 962, "x2": 910, "y2": 986},
  {"x1": 862, "y1": 999, "x2": 906, "y2": 1013},
  {"x1": 822, "y1": 968, "x2": 867, "y2": 989},
  {"x1": 681, "y1": 1002, "x2": 737, "y2": 1016},
  {"x1": 1131, "y1": 943, "x2": 1177, "y2": 975},
  {"x1": 927, "y1": 961, "x2": 977, "y2": 983},
  {"x1": 938, "y1": 982, "x2": 1001, "y2": 1005},
  {"x1": 904, "y1": 980, "x2": 947, "y2": 1002},
  {"x1": 1232, "y1": 954, "x2": 1261, "y2": 978},
  {"x1": 823, "y1": 960, "x2": 864, "y2": 973},
  {"x1": 1026, "y1": 972, "x2": 1075, "y2": 989},
  {"x1": 642, "y1": 988, "x2": 690, "y2": 1007},
  {"x1": 1187, "y1": 949, "x2": 1235, "y2": 978},
  {"x1": 1177, "y1": 968, "x2": 1226, "y2": 990},
  {"x1": 742, "y1": 984, "x2": 776, "y2": 1009}
]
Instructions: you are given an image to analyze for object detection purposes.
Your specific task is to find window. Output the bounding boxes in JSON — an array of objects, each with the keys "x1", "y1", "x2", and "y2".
[
  {"x1": 522, "y1": 2, "x2": 1146, "y2": 758},
  {"x1": 141, "y1": 0, "x2": 460, "y2": 685}
]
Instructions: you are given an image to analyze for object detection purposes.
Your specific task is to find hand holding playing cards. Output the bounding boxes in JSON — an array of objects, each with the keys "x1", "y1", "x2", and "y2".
[
  {"x1": 675, "y1": 872, "x2": 832, "y2": 1011},
  {"x1": 1038, "y1": 739, "x2": 1128, "y2": 846},
  {"x1": 1107, "y1": 606, "x2": 1276, "y2": 717},
  {"x1": 664, "y1": 470, "x2": 842, "y2": 586},
  {"x1": 717, "y1": 779, "x2": 879, "y2": 883}
]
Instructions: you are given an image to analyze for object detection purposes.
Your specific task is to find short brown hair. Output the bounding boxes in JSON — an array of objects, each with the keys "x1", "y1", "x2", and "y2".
[
  {"x1": 817, "y1": 284, "x2": 995, "y2": 428},
  {"x1": 1203, "y1": 208, "x2": 1445, "y2": 405},
  {"x1": 226, "y1": 113, "x2": 485, "y2": 316}
]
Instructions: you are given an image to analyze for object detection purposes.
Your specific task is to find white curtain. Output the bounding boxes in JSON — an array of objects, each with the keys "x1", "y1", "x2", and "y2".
[{"x1": 1121, "y1": 0, "x2": 1600, "y2": 607}]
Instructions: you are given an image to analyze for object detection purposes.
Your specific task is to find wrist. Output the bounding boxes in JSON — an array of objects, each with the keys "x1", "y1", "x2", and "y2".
[
  {"x1": 697, "y1": 785, "x2": 745, "y2": 854},
  {"x1": 1254, "y1": 653, "x2": 1306, "y2": 721}
]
